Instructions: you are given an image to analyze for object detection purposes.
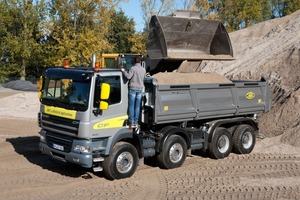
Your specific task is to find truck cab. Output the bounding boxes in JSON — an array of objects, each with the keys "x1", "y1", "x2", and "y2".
[{"x1": 39, "y1": 67, "x2": 131, "y2": 169}]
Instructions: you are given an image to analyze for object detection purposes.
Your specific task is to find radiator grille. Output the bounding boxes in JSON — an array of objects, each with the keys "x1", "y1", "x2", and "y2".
[
  {"x1": 46, "y1": 132, "x2": 73, "y2": 153},
  {"x1": 41, "y1": 114, "x2": 79, "y2": 135}
]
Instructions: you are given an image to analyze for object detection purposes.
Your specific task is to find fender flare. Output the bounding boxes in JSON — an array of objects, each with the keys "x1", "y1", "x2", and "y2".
[
  {"x1": 155, "y1": 126, "x2": 191, "y2": 153},
  {"x1": 103, "y1": 129, "x2": 134, "y2": 156}
]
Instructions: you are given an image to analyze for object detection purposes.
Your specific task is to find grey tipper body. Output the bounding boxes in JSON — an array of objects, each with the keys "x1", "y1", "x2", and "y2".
[
  {"x1": 38, "y1": 11, "x2": 272, "y2": 180},
  {"x1": 143, "y1": 78, "x2": 271, "y2": 125}
]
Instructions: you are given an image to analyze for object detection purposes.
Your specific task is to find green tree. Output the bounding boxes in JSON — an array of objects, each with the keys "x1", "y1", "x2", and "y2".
[
  {"x1": 212, "y1": 0, "x2": 271, "y2": 31},
  {"x1": 283, "y1": 0, "x2": 300, "y2": 15},
  {"x1": 106, "y1": 9, "x2": 135, "y2": 53},
  {"x1": 177, "y1": 0, "x2": 214, "y2": 19},
  {"x1": 140, "y1": 0, "x2": 176, "y2": 30},
  {"x1": 0, "y1": 0, "x2": 46, "y2": 79},
  {"x1": 46, "y1": 0, "x2": 122, "y2": 66},
  {"x1": 270, "y1": 0, "x2": 300, "y2": 17},
  {"x1": 194, "y1": 0, "x2": 218, "y2": 19},
  {"x1": 129, "y1": 32, "x2": 148, "y2": 54}
]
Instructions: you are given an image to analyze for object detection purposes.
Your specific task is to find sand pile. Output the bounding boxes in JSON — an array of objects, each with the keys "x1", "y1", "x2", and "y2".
[
  {"x1": 200, "y1": 10, "x2": 300, "y2": 147},
  {"x1": 153, "y1": 72, "x2": 232, "y2": 84},
  {"x1": 0, "y1": 88, "x2": 39, "y2": 119}
]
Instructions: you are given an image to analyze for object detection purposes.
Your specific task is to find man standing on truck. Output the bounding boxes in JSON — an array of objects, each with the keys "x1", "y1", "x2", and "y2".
[{"x1": 121, "y1": 56, "x2": 146, "y2": 129}]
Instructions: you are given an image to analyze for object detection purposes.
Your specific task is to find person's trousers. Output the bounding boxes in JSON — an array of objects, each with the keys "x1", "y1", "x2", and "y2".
[{"x1": 128, "y1": 89, "x2": 143, "y2": 124}]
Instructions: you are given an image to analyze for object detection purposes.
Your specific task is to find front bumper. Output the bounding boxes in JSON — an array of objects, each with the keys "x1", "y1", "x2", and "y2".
[
  {"x1": 39, "y1": 142, "x2": 92, "y2": 168},
  {"x1": 39, "y1": 131, "x2": 93, "y2": 168}
]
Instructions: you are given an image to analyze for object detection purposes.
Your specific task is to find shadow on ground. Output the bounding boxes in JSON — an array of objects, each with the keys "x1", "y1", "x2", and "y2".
[
  {"x1": 6, "y1": 136, "x2": 208, "y2": 180},
  {"x1": 6, "y1": 136, "x2": 103, "y2": 179}
]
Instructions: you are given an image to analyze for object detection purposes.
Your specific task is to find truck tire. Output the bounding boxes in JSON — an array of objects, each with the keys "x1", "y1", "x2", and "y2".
[
  {"x1": 102, "y1": 142, "x2": 139, "y2": 180},
  {"x1": 208, "y1": 128, "x2": 233, "y2": 159},
  {"x1": 232, "y1": 124, "x2": 256, "y2": 154},
  {"x1": 157, "y1": 135, "x2": 187, "y2": 169}
]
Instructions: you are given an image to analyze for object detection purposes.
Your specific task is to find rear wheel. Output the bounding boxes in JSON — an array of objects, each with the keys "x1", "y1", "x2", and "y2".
[
  {"x1": 208, "y1": 128, "x2": 233, "y2": 159},
  {"x1": 233, "y1": 125, "x2": 256, "y2": 154},
  {"x1": 103, "y1": 142, "x2": 139, "y2": 180},
  {"x1": 157, "y1": 135, "x2": 187, "y2": 169}
]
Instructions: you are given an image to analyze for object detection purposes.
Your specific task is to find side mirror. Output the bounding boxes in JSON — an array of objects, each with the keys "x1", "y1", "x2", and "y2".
[
  {"x1": 100, "y1": 83, "x2": 110, "y2": 100},
  {"x1": 99, "y1": 101, "x2": 109, "y2": 110},
  {"x1": 98, "y1": 83, "x2": 110, "y2": 111},
  {"x1": 38, "y1": 76, "x2": 43, "y2": 101},
  {"x1": 38, "y1": 91, "x2": 43, "y2": 100},
  {"x1": 39, "y1": 76, "x2": 43, "y2": 90}
]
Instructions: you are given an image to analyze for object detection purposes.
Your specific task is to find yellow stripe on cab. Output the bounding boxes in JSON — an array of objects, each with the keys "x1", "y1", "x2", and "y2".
[
  {"x1": 44, "y1": 105, "x2": 77, "y2": 120},
  {"x1": 93, "y1": 115, "x2": 128, "y2": 130}
]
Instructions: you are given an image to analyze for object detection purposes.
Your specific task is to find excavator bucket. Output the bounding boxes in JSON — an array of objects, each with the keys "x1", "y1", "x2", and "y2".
[{"x1": 147, "y1": 12, "x2": 233, "y2": 61}]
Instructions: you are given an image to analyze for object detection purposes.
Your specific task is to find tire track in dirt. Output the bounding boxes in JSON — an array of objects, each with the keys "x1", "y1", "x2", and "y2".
[
  {"x1": 159, "y1": 154, "x2": 300, "y2": 200},
  {"x1": 1, "y1": 148, "x2": 300, "y2": 200},
  {"x1": 1, "y1": 118, "x2": 300, "y2": 200},
  {"x1": 45, "y1": 166, "x2": 167, "y2": 200},
  {"x1": 0, "y1": 135, "x2": 167, "y2": 199}
]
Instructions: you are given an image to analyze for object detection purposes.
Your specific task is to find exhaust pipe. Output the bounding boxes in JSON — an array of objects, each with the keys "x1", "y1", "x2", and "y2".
[{"x1": 91, "y1": 53, "x2": 96, "y2": 68}]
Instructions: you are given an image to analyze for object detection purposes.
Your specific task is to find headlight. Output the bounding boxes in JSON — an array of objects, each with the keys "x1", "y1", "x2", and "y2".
[{"x1": 74, "y1": 145, "x2": 90, "y2": 153}]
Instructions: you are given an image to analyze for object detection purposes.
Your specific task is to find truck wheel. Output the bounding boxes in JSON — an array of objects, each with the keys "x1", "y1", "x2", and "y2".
[
  {"x1": 157, "y1": 135, "x2": 187, "y2": 169},
  {"x1": 208, "y1": 128, "x2": 233, "y2": 159},
  {"x1": 233, "y1": 125, "x2": 256, "y2": 154},
  {"x1": 103, "y1": 142, "x2": 139, "y2": 180}
]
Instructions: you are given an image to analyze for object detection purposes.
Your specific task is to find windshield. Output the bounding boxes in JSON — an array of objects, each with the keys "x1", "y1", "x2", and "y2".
[{"x1": 42, "y1": 78, "x2": 91, "y2": 111}]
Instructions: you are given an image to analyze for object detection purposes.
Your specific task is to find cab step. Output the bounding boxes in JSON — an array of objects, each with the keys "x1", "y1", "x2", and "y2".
[
  {"x1": 93, "y1": 157, "x2": 104, "y2": 162},
  {"x1": 93, "y1": 166, "x2": 103, "y2": 172}
]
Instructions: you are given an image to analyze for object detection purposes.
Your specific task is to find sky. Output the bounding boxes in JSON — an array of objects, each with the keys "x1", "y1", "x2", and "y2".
[
  {"x1": 120, "y1": 0, "x2": 145, "y2": 32},
  {"x1": 120, "y1": 0, "x2": 185, "y2": 32}
]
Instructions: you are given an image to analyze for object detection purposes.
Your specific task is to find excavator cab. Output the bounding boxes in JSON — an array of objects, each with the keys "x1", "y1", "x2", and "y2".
[
  {"x1": 146, "y1": 11, "x2": 234, "y2": 73},
  {"x1": 101, "y1": 53, "x2": 142, "y2": 71}
]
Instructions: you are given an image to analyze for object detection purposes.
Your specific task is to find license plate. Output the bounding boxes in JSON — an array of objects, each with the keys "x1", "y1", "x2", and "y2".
[{"x1": 52, "y1": 143, "x2": 64, "y2": 151}]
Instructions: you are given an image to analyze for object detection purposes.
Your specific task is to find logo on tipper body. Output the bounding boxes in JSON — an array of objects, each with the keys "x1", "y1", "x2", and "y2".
[{"x1": 246, "y1": 92, "x2": 255, "y2": 100}]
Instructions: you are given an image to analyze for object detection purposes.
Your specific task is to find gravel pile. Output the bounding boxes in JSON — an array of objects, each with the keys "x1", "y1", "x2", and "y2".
[{"x1": 3, "y1": 80, "x2": 37, "y2": 91}]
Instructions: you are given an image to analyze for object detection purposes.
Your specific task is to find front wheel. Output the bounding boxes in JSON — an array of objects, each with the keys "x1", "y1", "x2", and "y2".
[
  {"x1": 157, "y1": 135, "x2": 187, "y2": 169},
  {"x1": 232, "y1": 125, "x2": 256, "y2": 154},
  {"x1": 103, "y1": 142, "x2": 139, "y2": 180},
  {"x1": 208, "y1": 128, "x2": 233, "y2": 159}
]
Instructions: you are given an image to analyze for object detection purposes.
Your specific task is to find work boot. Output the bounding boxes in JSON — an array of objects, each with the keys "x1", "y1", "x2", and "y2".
[{"x1": 129, "y1": 124, "x2": 137, "y2": 129}]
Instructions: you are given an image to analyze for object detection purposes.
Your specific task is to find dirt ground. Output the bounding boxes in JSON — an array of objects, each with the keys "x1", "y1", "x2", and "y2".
[{"x1": 0, "y1": 90, "x2": 300, "y2": 200}]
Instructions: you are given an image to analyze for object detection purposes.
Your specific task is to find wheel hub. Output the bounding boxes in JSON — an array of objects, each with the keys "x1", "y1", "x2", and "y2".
[
  {"x1": 169, "y1": 143, "x2": 183, "y2": 163},
  {"x1": 218, "y1": 135, "x2": 230, "y2": 153},
  {"x1": 116, "y1": 152, "x2": 133, "y2": 174},
  {"x1": 242, "y1": 132, "x2": 253, "y2": 149}
]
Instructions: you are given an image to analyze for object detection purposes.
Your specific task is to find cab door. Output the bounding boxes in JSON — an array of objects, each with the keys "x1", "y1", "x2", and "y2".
[{"x1": 90, "y1": 74, "x2": 129, "y2": 138}]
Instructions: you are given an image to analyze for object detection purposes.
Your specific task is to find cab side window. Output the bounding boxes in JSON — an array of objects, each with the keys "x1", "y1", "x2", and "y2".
[{"x1": 94, "y1": 76, "x2": 121, "y2": 107}]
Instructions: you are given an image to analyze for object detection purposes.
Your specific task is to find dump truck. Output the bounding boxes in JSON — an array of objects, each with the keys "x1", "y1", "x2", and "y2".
[{"x1": 38, "y1": 11, "x2": 271, "y2": 180}]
